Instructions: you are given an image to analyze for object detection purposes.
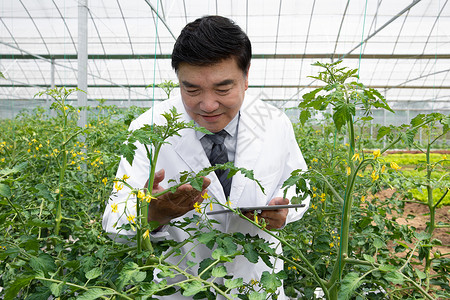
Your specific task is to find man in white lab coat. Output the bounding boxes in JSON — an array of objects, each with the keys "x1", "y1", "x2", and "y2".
[{"x1": 103, "y1": 15, "x2": 309, "y2": 299}]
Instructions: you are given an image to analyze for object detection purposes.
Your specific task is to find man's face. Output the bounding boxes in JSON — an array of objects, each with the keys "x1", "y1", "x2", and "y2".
[{"x1": 177, "y1": 57, "x2": 249, "y2": 133}]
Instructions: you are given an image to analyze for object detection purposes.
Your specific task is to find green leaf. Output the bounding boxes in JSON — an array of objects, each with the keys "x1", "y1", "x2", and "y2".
[
  {"x1": 189, "y1": 177, "x2": 204, "y2": 191},
  {"x1": 359, "y1": 116, "x2": 373, "y2": 121},
  {"x1": 302, "y1": 88, "x2": 321, "y2": 101},
  {"x1": 50, "y1": 282, "x2": 65, "y2": 297},
  {"x1": 77, "y1": 288, "x2": 114, "y2": 300},
  {"x1": 85, "y1": 267, "x2": 102, "y2": 280},
  {"x1": 338, "y1": 272, "x2": 363, "y2": 300},
  {"x1": 120, "y1": 142, "x2": 137, "y2": 166},
  {"x1": 260, "y1": 271, "x2": 282, "y2": 293},
  {"x1": 197, "y1": 231, "x2": 216, "y2": 250},
  {"x1": 376, "y1": 126, "x2": 391, "y2": 140},
  {"x1": 0, "y1": 162, "x2": 27, "y2": 176},
  {"x1": 116, "y1": 262, "x2": 146, "y2": 290},
  {"x1": 373, "y1": 238, "x2": 385, "y2": 249},
  {"x1": 385, "y1": 271, "x2": 404, "y2": 285},
  {"x1": 363, "y1": 254, "x2": 375, "y2": 264},
  {"x1": 35, "y1": 184, "x2": 55, "y2": 202},
  {"x1": 211, "y1": 248, "x2": 232, "y2": 262},
  {"x1": 415, "y1": 231, "x2": 431, "y2": 241},
  {"x1": 0, "y1": 183, "x2": 11, "y2": 198},
  {"x1": 186, "y1": 260, "x2": 197, "y2": 268},
  {"x1": 379, "y1": 265, "x2": 396, "y2": 272},
  {"x1": 30, "y1": 253, "x2": 57, "y2": 276},
  {"x1": 243, "y1": 243, "x2": 259, "y2": 263},
  {"x1": 299, "y1": 110, "x2": 311, "y2": 125},
  {"x1": 181, "y1": 281, "x2": 206, "y2": 297},
  {"x1": 410, "y1": 114, "x2": 426, "y2": 127},
  {"x1": 4, "y1": 275, "x2": 35, "y2": 300},
  {"x1": 415, "y1": 268, "x2": 426, "y2": 280},
  {"x1": 27, "y1": 218, "x2": 53, "y2": 228},
  {"x1": 249, "y1": 291, "x2": 268, "y2": 300},
  {"x1": 332, "y1": 101, "x2": 355, "y2": 131},
  {"x1": 198, "y1": 258, "x2": 215, "y2": 280},
  {"x1": 224, "y1": 278, "x2": 243, "y2": 290},
  {"x1": 211, "y1": 265, "x2": 227, "y2": 278}
]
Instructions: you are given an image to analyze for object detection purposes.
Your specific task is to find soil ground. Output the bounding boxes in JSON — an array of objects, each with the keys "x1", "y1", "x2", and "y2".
[{"x1": 378, "y1": 189, "x2": 450, "y2": 255}]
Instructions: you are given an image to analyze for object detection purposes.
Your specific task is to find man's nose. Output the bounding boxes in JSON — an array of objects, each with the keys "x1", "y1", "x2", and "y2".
[{"x1": 199, "y1": 93, "x2": 220, "y2": 112}]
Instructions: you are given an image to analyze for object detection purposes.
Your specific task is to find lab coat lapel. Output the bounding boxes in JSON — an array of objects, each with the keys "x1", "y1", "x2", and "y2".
[{"x1": 172, "y1": 127, "x2": 227, "y2": 204}]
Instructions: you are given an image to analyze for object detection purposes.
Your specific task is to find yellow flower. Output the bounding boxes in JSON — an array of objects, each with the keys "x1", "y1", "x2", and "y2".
[
  {"x1": 144, "y1": 194, "x2": 157, "y2": 203},
  {"x1": 329, "y1": 242, "x2": 334, "y2": 248},
  {"x1": 254, "y1": 214, "x2": 259, "y2": 224},
  {"x1": 102, "y1": 177, "x2": 107, "y2": 185},
  {"x1": 361, "y1": 195, "x2": 366, "y2": 203},
  {"x1": 390, "y1": 162, "x2": 401, "y2": 171},
  {"x1": 312, "y1": 158, "x2": 318, "y2": 163},
  {"x1": 371, "y1": 170, "x2": 379, "y2": 182},
  {"x1": 64, "y1": 106, "x2": 68, "y2": 111},
  {"x1": 312, "y1": 187, "x2": 317, "y2": 192},
  {"x1": 27, "y1": 149, "x2": 31, "y2": 153},
  {"x1": 127, "y1": 214, "x2": 135, "y2": 224},
  {"x1": 352, "y1": 153, "x2": 360, "y2": 161},
  {"x1": 111, "y1": 203, "x2": 118, "y2": 213},
  {"x1": 320, "y1": 193, "x2": 326, "y2": 202},
  {"x1": 80, "y1": 156, "x2": 85, "y2": 161},
  {"x1": 201, "y1": 192, "x2": 210, "y2": 200},
  {"x1": 143, "y1": 229, "x2": 150, "y2": 239},
  {"x1": 35, "y1": 147, "x2": 39, "y2": 151},
  {"x1": 114, "y1": 181, "x2": 124, "y2": 191},
  {"x1": 137, "y1": 190, "x2": 145, "y2": 200},
  {"x1": 373, "y1": 149, "x2": 381, "y2": 159},
  {"x1": 443, "y1": 155, "x2": 447, "y2": 160},
  {"x1": 0, "y1": 158, "x2": 5, "y2": 162},
  {"x1": 381, "y1": 165, "x2": 386, "y2": 173},
  {"x1": 122, "y1": 174, "x2": 130, "y2": 181},
  {"x1": 77, "y1": 166, "x2": 81, "y2": 170},
  {"x1": 193, "y1": 202, "x2": 201, "y2": 213},
  {"x1": 346, "y1": 167, "x2": 351, "y2": 176},
  {"x1": 209, "y1": 202, "x2": 213, "y2": 211},
  {"x1": 311, "y1": 204, "x2": 317, "y2": 210}
]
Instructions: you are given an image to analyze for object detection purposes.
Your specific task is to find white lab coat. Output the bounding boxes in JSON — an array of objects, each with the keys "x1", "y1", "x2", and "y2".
[{"x1": 102, "y1": 94, "x2": 310, "y2": 299}]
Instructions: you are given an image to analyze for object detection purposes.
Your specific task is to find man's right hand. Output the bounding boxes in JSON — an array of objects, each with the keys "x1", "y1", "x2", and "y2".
[{"x1": 146, "y1": 169, "x2": 211, "y2": 226}]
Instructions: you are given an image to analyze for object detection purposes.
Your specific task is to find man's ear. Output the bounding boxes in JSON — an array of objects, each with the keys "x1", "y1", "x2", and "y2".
[{"x1": 244, "y1": 64, "x2": 250, "y2": 90}]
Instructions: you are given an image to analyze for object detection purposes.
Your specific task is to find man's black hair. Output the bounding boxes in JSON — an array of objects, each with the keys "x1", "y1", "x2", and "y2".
[{"x1": 171, "y1": 15, "x2": 252, "y2": 75}]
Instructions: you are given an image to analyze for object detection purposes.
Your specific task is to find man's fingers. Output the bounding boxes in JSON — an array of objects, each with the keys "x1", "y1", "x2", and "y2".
[
  {"x1": 269, "y1": 197, "x2": 289, "y2": 206},
  {"x1": 153, "y1": 169, "x2": 165, "y2": 187},
  {"x1": 201, "y1": 176, "x2": 211, "y2": 189}
]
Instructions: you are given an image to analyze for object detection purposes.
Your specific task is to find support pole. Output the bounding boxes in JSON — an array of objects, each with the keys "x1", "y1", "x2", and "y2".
[{"x1": 77, "y1": 0, "x2": 88, "y2": 128}]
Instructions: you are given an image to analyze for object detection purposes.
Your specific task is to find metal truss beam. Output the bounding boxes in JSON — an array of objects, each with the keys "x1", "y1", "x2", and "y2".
[{"x1": 2, "y1": 54, "x2": 449, "y2": 60}]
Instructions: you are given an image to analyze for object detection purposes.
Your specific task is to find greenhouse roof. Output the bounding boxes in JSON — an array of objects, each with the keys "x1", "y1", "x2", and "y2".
[{"x1": 0, "y1": 0, "x2": 449, "y2": 117}]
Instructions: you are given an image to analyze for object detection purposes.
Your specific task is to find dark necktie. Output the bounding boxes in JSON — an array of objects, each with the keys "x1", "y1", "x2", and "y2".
[{"x1": 204, "y1": 130, "x2": 232, "y2": 199}]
